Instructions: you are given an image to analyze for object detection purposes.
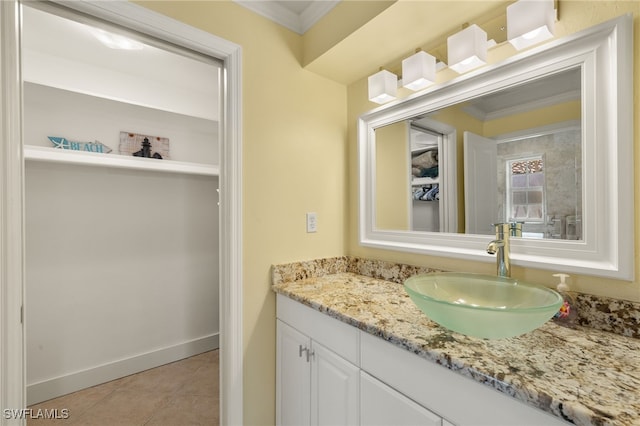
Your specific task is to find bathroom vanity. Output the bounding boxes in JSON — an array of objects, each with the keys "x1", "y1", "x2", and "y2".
[{"x1": 273, "y1": 258, "x2": 640, "y2": 426}]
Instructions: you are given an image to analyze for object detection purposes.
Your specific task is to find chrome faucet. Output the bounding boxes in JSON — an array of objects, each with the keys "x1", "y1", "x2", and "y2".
[{"x1": 486, "y1": 222, "x2": 522, "y2": 277}]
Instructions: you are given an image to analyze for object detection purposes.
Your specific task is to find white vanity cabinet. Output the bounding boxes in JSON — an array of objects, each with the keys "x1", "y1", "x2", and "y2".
[
  {"x1": 276, "y1": 294, "x2": 569, "y2": 426},
  {"x1": 360, "y1": 371, "x2": 442, "y2": 426},
  {"x1": 276, "y1": 296, "x2": 360, "y2": 426},
  {"x1": 360, "y1": 332, "x2": 567, "y2": 426},
  {"x1": 276, "y1": 321, "x2": 312, "y2": 425},
  {"x1": 277, "y1": 320, "x2": 359, "y2": 426}
]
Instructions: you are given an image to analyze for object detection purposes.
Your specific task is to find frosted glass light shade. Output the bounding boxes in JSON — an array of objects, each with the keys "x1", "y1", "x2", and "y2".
[
  {"x1": 402, "y1": 51, "x2": 436, "y2": 91},
  {"x1": 447, "y1": 24, "x2": 487, "y2": 74},
  {"x1": 368, "y1": 69, "x2": 397, "y2": 104},
  {"x1": 507, "y1": 0, "x2": 555, "y2": 50}
]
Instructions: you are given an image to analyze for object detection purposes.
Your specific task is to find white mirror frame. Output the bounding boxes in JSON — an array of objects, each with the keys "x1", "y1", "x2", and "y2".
[{"x1": 358, "y1": 14, "x2": 633, "y2": 280}]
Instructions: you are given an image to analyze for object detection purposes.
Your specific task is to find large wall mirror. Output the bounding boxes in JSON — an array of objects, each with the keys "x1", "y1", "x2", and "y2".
[{"x1": 359, "y1": 15, "x2": 633, "y2": 280}]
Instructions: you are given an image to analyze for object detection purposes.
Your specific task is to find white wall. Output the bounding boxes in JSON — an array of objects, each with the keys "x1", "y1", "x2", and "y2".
[
  {"x1": 412, "y1": 200, "x2": 440, "y2": 232},
  {"x1": 23, "y1": 83, "x2": 218, "y2": 166},
  {"x1": 25, "y1": 162, "x2": 219, "y2": 403}
]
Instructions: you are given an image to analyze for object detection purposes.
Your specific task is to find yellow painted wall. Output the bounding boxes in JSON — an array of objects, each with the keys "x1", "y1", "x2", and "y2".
[
  {"x1": 483, "y1": 100, "x2": 581, "y2": 137},
  {"x1": 375, "y1": 121, "x2": 409, "y2": 229},
  {"x1": 137, "y1": 2, "x2": 347, "y2": 424},
  {"x1": 303, "y1": 0, "x2": 395, "y2": 67},
  {"x1": 348, "y1": 1, "x2": 640, "y2": 303}
]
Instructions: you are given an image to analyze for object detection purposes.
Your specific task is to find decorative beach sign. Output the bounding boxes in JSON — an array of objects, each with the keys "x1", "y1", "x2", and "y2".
[
  {"x1": 119, "y1": 132, "x2": 170, "y2": 160},
  {"x1": 48, "y1": 137, "x2": 112, "y2": 153}
]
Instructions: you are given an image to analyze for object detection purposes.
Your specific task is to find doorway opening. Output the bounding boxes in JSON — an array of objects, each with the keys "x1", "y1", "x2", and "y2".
[{"x1": 0, "y1": 1, "x2": 243, "y2": 424}]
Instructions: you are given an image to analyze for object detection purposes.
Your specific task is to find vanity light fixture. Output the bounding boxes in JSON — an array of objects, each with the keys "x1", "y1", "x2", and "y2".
[
  {"x1": 447, "y1": 24, "x2": 488, "y2": 74},
  {"x1": 368, "y1": 68, "x2": 398, "y2": 104},
  {"x1": 402, "y1": 50, "x2": 436, "y2": 91},
  {"x1": 507, "y1": 0, "x2": 555, "y2": 50}
]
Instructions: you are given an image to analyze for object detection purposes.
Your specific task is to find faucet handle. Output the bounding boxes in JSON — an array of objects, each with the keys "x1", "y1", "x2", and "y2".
[
  {"x1": 509, "y1": 222, "x2": 523, "y2": 237},
  {"x1": 491, "y1": 222, "x2": 522, "y2": 237}
]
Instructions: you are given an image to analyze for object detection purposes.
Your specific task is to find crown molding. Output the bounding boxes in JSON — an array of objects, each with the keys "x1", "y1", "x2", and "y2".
[{"x1": 234, "y1": 1, "x2": 339, "y2": 34}]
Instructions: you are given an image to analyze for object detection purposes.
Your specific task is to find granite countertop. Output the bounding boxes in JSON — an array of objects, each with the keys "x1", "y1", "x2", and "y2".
[{"x1": 272, "y1": 271, "x2": 640, "y2": 426}]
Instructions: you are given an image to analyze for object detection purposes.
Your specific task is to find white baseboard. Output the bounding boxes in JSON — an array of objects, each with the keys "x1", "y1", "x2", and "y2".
[{"x1": 27, "y1": 333, "x2": 219, "y2": 405}]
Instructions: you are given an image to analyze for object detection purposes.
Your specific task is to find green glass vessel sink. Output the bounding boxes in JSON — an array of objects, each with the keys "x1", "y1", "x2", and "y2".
[{"x1": 404, "y1": 272, "x2": 563, "y2": 339}]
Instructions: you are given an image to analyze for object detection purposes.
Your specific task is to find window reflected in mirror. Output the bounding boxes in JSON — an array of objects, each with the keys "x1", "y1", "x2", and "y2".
[
  {"x1": 507, "y1": 156, "x2": 545, "y2": 223},
  {"x1": 498, "y1": 126, "x2": 582, "y2": 240}
]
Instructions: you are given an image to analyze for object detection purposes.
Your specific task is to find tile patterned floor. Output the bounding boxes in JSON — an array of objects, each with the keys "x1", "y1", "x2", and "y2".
[{"x1": 27, "y1": 350, "x2": 219, "y2": 426}]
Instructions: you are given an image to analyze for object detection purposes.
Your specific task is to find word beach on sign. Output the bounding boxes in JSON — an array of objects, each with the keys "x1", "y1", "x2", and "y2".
[{"x1": 48, "y1": 137, "x2": 112, "y2": 153}]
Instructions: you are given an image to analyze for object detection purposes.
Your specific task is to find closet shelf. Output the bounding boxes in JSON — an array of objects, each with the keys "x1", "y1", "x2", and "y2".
[
  {"x1": 24, "y1": 145, "x2": 219, "y2": 177},
  {"x1": 412, "y1": 177, "x2": 439, "y2": 186}
]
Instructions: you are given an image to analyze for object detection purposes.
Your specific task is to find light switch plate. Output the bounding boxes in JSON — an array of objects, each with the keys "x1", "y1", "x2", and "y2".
[{"x1": 306, "y1": 212, "x2": 317, "y2": 233}]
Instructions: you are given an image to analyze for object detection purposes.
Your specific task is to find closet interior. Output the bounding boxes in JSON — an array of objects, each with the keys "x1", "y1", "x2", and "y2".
[
  {"x1": 22, "y1": 4, "x2": 221, "y2": 404},
  {"x1": 410, "y1": 126, "x2": 442, "y2": 232}
]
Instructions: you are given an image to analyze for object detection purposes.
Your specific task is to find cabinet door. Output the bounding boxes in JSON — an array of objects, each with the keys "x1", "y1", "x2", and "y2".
[
  {"x1": 311, "y1": 341, "x2": 359, "y2": 426},
  {"x1": 277, "y1": 320, "x2": 311, "y2": 426},
  {"x1": 360, "y1": 372, "x2": 442, "y2": 426}
]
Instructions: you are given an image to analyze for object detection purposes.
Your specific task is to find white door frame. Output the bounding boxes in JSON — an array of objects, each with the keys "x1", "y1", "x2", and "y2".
[{"x1": 0, "y1": 1, "x2": 243, "y2": 425}]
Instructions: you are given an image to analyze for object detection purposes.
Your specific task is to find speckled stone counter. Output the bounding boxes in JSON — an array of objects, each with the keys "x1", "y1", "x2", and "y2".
[{"x1": 272, "y1": 259, "x2": 640, "y2": 426}]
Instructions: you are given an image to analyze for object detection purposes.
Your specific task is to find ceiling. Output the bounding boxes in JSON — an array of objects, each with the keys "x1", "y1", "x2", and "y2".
[
  {"x1": 21, "y1": 5, "x2": 220, "y2": 120},
  {"x1": 233, "y1": 0, "x2": 340, "y2": 34},
  {"x1": 21, "y1": 6, "x2": 220, "y2": 92},
  {"x1": 232, "y1": 1, "x2": 515, "y2": 85},
  {"x1": 462, "y1": 67, "x2": 581, "y2": 120}
]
